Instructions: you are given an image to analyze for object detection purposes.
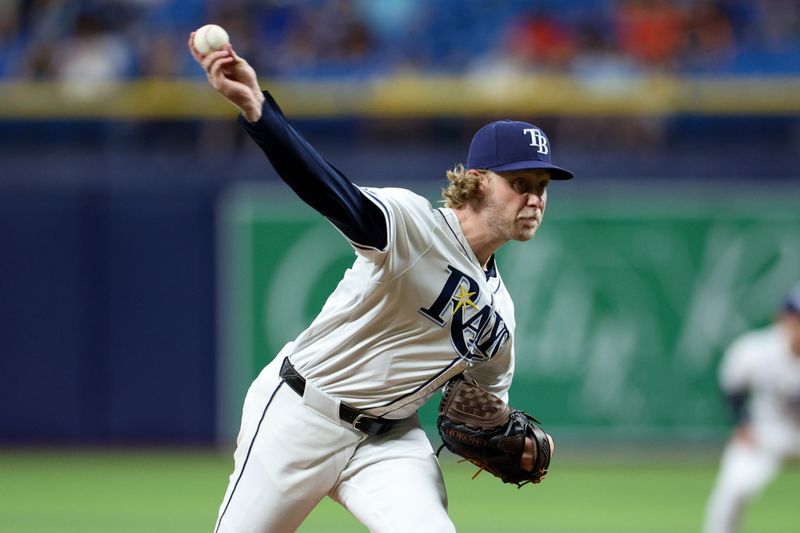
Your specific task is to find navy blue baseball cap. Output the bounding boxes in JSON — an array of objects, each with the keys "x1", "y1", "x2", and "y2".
[
  {"x1": 783, "y1": 283, "x2": 800, "y2": 315},
  {"x1": 467, "y1": 119, "x2": 574, "y2": 180}
]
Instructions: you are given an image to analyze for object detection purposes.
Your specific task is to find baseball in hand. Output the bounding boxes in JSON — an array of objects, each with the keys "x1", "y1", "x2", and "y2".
[{"x1": 193, "y1": 24, "x2": 230, "y2": 55}]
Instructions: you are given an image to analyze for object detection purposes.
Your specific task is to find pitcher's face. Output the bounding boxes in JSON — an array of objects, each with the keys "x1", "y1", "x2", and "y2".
[{"x1": 482, "y1": 169, "x2": 550, "y2": 242}]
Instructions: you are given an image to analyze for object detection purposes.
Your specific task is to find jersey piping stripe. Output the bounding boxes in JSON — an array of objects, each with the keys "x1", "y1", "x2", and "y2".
[
  {"x1": 328, "y1": 220, "x2": 380, "y2": 252},
  {"x1": 436, "y1": 208, "x2": 499, "y2": 285},
  {"x1": 435, "y1": 208, "x2": 471, "y2": 259},
  {"x1": 357, "y1": 187, "x2": 393, "y2": 252},
  {"x1": 214, "y1": 381, "x2": 285, "y2": 533},
  {"x1": 372, "y1": 356, "x2": 465, "y2": 416}
]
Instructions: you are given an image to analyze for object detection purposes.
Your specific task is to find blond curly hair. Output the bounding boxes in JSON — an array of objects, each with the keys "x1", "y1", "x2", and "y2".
[{"x1": 442, "y1": 164, "x2": 484, "y2": 209}]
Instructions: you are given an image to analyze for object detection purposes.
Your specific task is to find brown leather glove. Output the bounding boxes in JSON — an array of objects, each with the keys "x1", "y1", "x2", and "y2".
[{"x1": 437, "y1": 375, "x2": 552, "y2": 487}]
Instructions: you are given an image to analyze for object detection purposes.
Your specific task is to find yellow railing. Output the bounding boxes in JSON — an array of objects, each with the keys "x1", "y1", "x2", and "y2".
[{"x1": 2, "y1": 75, "x2": 799, "y2": 119}]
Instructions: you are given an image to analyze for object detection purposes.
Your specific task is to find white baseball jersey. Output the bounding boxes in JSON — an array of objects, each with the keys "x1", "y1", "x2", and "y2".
[
  {"x1": 282, "y1": 186, "x2": 515, "y2": 419},
  {"x1": 720, "y1": 324, "x2": 800, "y2": 455}
]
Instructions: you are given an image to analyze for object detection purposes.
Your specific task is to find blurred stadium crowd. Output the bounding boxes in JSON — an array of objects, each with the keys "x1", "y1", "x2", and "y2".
[{"x1": 1, "y1": 0, "x2": 799, "y2": 83}]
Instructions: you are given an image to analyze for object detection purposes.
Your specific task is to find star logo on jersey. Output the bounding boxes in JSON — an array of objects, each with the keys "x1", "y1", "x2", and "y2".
[
  {"x1": 452, "y1": 286, "x2": 478, "y2": 315},
  {"x1": 418, "y1": 265, "x2": 510, "y2": 363}
]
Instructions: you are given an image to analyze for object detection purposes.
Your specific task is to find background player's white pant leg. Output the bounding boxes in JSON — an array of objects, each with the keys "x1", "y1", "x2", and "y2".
[
  {"x1": 702, "y1": 440, "x2": 782, "y2": 533},
  {"x1": 215, "y1": 358, "x2": 363, "y2": 533},
  {"x1": 331, "y1": 415, "x2": 456, "y2": 533}
]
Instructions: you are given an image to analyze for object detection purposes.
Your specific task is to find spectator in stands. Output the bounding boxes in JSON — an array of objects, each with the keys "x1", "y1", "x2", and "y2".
[
  {"x1": 503, "y1": 9, "x2": 578, "y2": 72},
  {"x1": 50, "y1": 10, "x2": 134, "y2": 100},
  {"x1": 680, "y1": 1, "x2": 737, "y2": 73},
  {"x1": 269, "y1": 0, "x2": 377, "y2": 78},
  {"x1": 614, "y1": 0, "x2": 685, "y2": 71}
]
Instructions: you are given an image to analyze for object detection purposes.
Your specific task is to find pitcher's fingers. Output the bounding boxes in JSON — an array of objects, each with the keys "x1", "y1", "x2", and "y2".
[
  {"x1": 223, "y1": 43, "x2": 243, "y2": 64},
  {"x1": 208, "y1": 55, "x2": 237, "y2": 79},
  {"x1": 202, "y1": 48, "x2": 234, "y2": 74},
  {"x1": 521, "y1": 436, "x2": 534, "y2": 471},
  {"x1": 188, "y1": 32, "x2": 205, "y2": 62}
]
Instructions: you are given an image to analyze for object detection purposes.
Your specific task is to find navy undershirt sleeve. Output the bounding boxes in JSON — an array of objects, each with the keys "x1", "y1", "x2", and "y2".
[{"x1": 239, "y1": 91, "x2": 387, "y2": 250}]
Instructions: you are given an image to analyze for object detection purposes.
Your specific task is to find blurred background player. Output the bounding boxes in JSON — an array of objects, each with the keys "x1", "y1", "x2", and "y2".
[
  {"x1": 190, "y1": 34, "x2": 567, "y2": 533},
  {"x1": 703, "y1": 283, "x2": 800, "y2": 533}
]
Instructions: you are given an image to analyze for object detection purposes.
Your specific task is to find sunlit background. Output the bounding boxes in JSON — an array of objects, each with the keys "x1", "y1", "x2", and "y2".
[{"x1": 1, "y1": 1, "x2": 799, "y2": 532}]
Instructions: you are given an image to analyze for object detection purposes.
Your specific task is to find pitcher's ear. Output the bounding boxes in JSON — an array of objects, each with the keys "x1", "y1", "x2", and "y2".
[{"x1": 472, "y1": 169, "x2": 489, "y2": 199}]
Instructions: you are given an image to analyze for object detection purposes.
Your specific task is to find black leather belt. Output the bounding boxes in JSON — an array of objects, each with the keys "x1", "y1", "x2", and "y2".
[{"x1": 279, "y1": 357, "x2": 394, "y2": 436}]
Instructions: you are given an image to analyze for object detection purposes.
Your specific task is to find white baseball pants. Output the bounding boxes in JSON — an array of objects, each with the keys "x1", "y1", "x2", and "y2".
[
  {"x1": 214, "y1": 356, "x2": 455, "y2": 533},
  {"x1": 702, "y1": 439, "x2": 782, "y2": 533}
]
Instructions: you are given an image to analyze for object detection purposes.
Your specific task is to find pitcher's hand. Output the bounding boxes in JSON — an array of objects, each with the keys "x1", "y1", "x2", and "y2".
[{"x1": 188, "y1": 33, "x2": 265, "y2": 122}]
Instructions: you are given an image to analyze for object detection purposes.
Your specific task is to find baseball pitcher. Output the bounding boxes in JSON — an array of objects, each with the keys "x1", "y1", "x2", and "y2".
[{"x1": 190, "y1": 32, "x2": 572, "y2": 533}]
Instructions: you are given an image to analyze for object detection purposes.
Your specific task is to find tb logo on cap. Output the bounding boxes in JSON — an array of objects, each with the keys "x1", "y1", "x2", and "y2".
[{"x1": 523, "y1": 128, "x2": 549, "y2": 155}]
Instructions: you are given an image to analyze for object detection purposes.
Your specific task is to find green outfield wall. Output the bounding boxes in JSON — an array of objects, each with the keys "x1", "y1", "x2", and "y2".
[{"x1": 217, "y1": 181, "x2": 800, "y2": 442}]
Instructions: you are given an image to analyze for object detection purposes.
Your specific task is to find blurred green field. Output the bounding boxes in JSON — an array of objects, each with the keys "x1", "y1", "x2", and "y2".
[{"x1": 0, "y1": 447, "x2": 798, "y2": 532}]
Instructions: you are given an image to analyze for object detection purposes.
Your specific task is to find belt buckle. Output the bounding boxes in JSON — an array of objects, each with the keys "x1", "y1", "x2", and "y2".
[{"x1": 352, "y1": 413, "x2": 371, "y2": 434}]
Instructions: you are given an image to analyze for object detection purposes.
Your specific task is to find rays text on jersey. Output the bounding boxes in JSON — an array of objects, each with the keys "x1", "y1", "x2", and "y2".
[{"x1": 419, "y1": 265, "x2": 510, "y2": 363}]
